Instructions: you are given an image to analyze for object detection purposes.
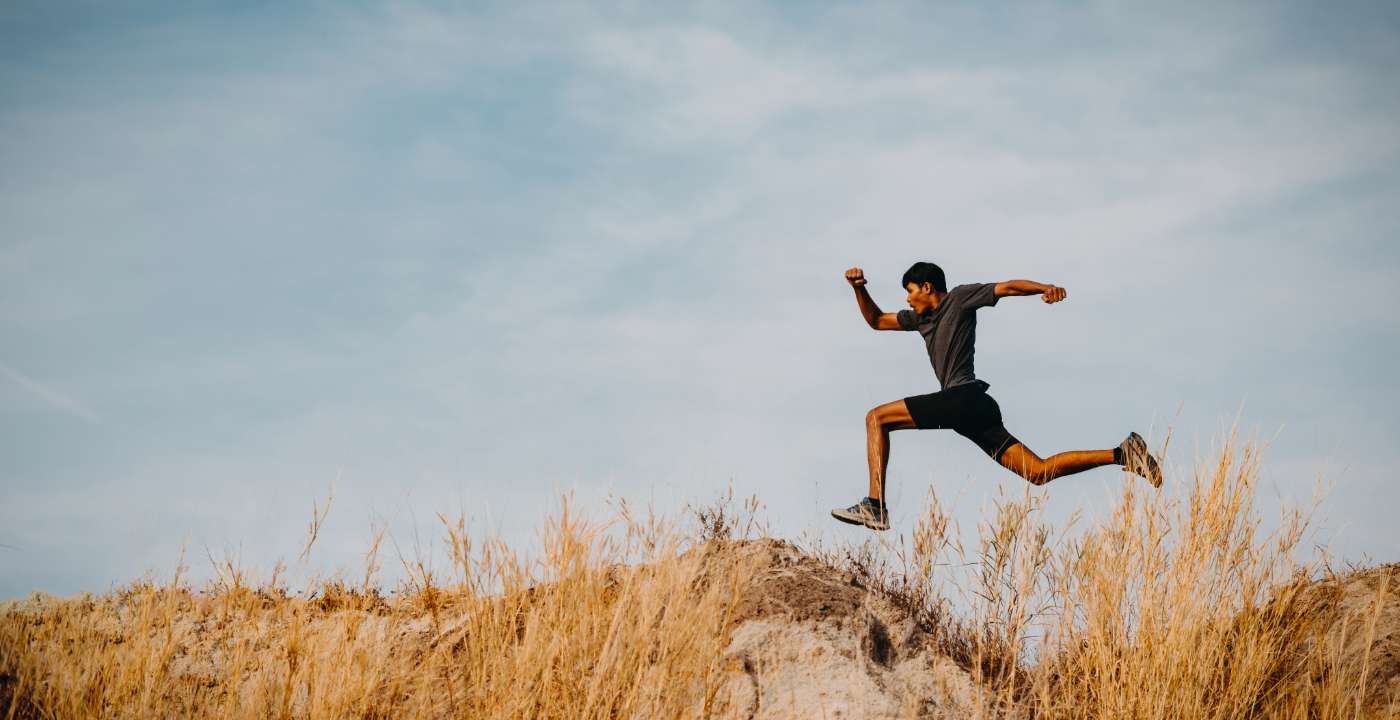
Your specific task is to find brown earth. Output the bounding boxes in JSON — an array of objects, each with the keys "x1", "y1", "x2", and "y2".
[
  {"x1": 696, "y1": 539, "x2": 979, "y2": 719},
  {"x1": 1280, "y1": 563, "x2": 1400, "y2": 717}
]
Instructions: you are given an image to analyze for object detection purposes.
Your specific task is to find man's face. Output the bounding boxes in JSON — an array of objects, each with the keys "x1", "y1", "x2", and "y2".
[{"x1": 905, "y1": 282, "x2": 937, "y2": 314}]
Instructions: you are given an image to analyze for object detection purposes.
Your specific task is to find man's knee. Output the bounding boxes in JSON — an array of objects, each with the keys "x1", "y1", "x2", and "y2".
[
  {"x1": 1021, "y1": 465, "x2": 1051, "y2": 485},
  {"x1": 1001, "y1": 446, "x2": 1050, "y2": 485},
  {"x1": 868, "y1": 401, "x2": 916, "y2": 432},
  {"x1": 866, "y1": 406, "x2": 900, "y2": 431}
]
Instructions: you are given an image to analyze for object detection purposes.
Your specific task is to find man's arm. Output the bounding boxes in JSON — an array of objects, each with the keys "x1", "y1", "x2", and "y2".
[
  {"x1": 845, "y1": 267, "x2": 905, "y2": 330},
  {"x1": 994, "y1": 279, "x2": 1067, "y2": 304}
]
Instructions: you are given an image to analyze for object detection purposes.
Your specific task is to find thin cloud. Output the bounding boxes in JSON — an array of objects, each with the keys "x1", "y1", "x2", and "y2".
[{"x1": 0, "y1": 363, "x2": 100, "y2": 423}]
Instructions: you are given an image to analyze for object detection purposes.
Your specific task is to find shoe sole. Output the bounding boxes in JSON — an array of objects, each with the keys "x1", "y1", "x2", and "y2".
[
  {"x1": 830, "y1": 509, "x2": 865, "y2": 526},
  {"x1": 830, "y1": 509, "x2": 890, "y2": 531},
  {"x1": 1143, "y1": 454, "x2": 1163, "y2": 488}
]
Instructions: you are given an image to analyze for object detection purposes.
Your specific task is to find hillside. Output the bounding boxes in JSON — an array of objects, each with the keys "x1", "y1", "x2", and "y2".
[
  {"x1": 3, "y1": 537, "x2": 1397, "y2": 718},
  {"x1": 5, "y1": 442, "x2": 1399, "y2": 717}
]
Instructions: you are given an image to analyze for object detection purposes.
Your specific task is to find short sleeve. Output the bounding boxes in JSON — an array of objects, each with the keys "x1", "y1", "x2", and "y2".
[
  {"x1": 951, "y1": 283, "x2": 999, "y2": 311},
  {"x1": 895, "y1": 309, "x2": 920, "y2": 330}
]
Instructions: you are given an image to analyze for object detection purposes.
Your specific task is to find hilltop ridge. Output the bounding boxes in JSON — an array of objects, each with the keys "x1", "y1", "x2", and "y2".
[{"x1": 3, "y1": 536, "x2": 1398, "y2": 718}]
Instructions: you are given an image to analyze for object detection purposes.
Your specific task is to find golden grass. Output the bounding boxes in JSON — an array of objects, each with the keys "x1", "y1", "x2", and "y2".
[
  {"x1": 0, "y1": 501, "x2": 761, "y2": 719},
  {"x1": 815, "y1": 432, "x2": 1394, "y2": 718},
  {"x1": 2, "y1": 435, "x2": 1392, "y2": 718}
]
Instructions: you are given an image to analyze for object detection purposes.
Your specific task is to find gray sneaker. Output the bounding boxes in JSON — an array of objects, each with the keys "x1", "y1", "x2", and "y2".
[
  {"x1": 1121, "y1": 432, "x2": 1163, "y2": 488},
  {"x1": 831, "y1": 497, "x2": 890, "y2": 531}
]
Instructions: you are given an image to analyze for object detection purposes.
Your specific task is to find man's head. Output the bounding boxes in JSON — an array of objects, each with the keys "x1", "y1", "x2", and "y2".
[{"x1": 901, "y1": 261, "x2": 946, "y2": 314}]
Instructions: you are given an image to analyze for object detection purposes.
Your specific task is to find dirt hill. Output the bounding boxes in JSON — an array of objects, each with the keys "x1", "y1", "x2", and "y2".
[
  {"x1": 1278, "y1": 563, "x2": 1400, "y2": 718},
  {"x1": 3, "y1": 538, "x2": 1397, "y2": 718},
  {"x1": 697, "y1": 539, "x2": 978, "y2": 719}
]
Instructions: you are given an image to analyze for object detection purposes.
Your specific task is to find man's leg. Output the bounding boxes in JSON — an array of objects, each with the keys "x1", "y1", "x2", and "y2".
[
  {"x1": 866, "y1": 400, "x2": 918, "y2": 503},
  {"x1": 998, "y1": 442, "x2": 1116, "y2": 486},
  {"x1": 834, "y1": 397, "x2": 930, "y2": 530}
]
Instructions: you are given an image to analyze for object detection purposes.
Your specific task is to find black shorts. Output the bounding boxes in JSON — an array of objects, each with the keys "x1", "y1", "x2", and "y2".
[{"x1": 903, "y1": 381, "x2": 1020, "y2": 460}]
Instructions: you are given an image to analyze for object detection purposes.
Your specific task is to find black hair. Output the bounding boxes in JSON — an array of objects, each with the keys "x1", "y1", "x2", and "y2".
[{"x1": 901, "y1": 262, "x2": 946, "y2": 293}]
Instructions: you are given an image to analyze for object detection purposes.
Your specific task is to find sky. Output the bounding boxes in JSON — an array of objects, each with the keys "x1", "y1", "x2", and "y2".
[{"x1": 2, "y1": 1, "x2": 1398, "y2": 599}]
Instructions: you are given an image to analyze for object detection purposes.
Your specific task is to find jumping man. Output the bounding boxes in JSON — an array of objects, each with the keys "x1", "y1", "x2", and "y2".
[{"x1": 831, "y1": 262, "x2": 1162, "y2": 531}]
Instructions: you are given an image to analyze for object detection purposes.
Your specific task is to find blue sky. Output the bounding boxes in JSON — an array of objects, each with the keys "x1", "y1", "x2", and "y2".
[{"x1": 2, "y1": 1, "x2": 1398, "y2": 598}]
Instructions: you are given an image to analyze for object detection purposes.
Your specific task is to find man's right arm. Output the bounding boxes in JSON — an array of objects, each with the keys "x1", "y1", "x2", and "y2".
[{"x1": 845, "y1": 267, "x2": 905, "y2": 330}]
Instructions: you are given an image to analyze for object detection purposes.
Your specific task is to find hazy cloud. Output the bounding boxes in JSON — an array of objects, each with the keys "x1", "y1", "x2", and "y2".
[{"x1": 0, "y1": 363, "x2": 100, "y2": 423}]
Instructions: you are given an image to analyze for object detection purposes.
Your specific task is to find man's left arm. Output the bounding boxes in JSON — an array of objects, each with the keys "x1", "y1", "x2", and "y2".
[{"x1": 993, "y1": 280, "x2": 1067, "y2": 304}]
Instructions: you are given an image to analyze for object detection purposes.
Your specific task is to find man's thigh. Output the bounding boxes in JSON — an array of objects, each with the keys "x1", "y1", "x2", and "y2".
[
  {"x1": 952, "y1": 392, "x2": 1021, "y2": 460},
  {"x1": 902, "y1": 388, "x2": 968, "y2": 430},
  {"x1": 869, "y1": 399, "x2": 918, "y2": 430},
  {"x1": 905, "y1": 387, "x2": 1021, "y2": 459}
]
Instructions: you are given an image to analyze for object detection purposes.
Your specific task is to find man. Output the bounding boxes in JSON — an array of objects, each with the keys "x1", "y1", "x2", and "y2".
[{"x1": 831, "y1": 262, "x2": 1162, "y2": 531}]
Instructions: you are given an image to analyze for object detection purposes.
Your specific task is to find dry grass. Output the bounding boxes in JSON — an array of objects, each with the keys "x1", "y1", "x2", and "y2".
[
  {"x1": 0, "y1": 499, "x2": 763, "y2": 719},
  {"x1": 809, "y1": 432, "x2": 1393, "y2": 718},
  {"x1": 2, "y1": 433, "x2": 1392, "y2": 718}
]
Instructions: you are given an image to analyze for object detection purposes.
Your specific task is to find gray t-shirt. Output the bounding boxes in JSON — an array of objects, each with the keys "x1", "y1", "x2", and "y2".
[{"x1": 896, "y1": 282, "x2": 1000, "y2": 390}]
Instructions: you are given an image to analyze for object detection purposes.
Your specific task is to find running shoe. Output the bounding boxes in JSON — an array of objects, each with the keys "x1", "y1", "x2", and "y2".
[
  {"x1": 1121, "y1": 432, "x2": 1163, "y2": 488},
  {"x1": 831, "y1": 497, "x2": 890, "y2": 531}
]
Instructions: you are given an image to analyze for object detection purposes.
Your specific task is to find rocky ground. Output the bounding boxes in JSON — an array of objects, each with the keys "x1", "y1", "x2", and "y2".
[{"x1": 700, "y1": 539, "x2": 980, "y2": 719}]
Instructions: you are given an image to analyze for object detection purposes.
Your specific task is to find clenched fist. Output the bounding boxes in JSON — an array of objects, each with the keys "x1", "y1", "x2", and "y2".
[
  {"x1": 845, "y1": 267, "x2": 868, "y2": 288},
  {"x1": 1042, "y1": 285, "x2": 1067, "y2": 304}
]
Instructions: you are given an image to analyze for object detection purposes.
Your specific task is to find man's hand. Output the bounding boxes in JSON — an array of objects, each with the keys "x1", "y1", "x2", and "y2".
[
  {"x1": 1041, "y1": 285, "x2": 1067, "y2": 304},
  {"x1": 845, "y1": 267, "x2": 868, "y2": 288}
]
